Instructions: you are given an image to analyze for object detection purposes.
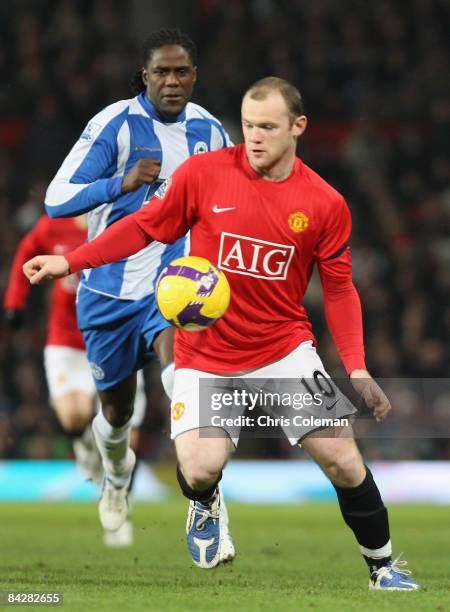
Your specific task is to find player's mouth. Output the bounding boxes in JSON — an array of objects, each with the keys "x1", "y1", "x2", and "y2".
[
  {"x1": 250, "y1": 149, "x2": 266, "y2": 156},
  {"x1": 162, "y1": 94, "x2": 184, "y2": 102}
]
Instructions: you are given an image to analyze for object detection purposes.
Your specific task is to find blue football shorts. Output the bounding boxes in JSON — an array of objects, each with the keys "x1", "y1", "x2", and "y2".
[{"x1": 76, "y1": 285, "x2": 170, "y2": 391}]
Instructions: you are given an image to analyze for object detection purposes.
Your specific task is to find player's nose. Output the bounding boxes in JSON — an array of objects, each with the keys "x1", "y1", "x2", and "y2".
[
  {"x1": 250, "y1": 128, "x2": 264, "y2": 142},
  {"x1": 165, "y1": 71, "x2": 179, "y2": 86}
]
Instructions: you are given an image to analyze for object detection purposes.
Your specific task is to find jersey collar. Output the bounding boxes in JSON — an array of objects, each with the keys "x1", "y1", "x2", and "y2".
[{"x1": 138, "y1": 93, "x2": 187, "y2": 124}]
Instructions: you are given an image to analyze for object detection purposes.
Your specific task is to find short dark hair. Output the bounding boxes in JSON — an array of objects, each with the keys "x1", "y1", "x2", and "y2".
[
  {"x1": 245, "y1": 77, "x2": 305, "y2": 123},
  {"x1": 130, "y1": 28, "x2": 197, "y2": 94}
]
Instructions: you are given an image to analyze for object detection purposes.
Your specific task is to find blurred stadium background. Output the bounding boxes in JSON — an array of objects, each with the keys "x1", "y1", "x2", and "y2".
[{"x1": 0, "y1": 0, "x2": 449, "y2": 505}]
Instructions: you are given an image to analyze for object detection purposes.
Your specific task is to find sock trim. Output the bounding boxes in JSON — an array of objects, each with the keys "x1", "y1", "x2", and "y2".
[
  {"x1": 176, "y1": 464, "x2": 222, "y2": 502},
  {"x1": 360, "y1": 540, "x2": 392, "y2": 559}
]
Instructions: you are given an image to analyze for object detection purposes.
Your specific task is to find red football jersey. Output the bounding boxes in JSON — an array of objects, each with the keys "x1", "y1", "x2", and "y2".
[
  {"x1": 4, "y1": 216, "x2": 86, "y2": 349},
  {"x1": 67, "y1": 144, "x2": 366, "y2": 373},
  {"x1": 134, "y1": 144, "x2": 362, "y2": 373}
]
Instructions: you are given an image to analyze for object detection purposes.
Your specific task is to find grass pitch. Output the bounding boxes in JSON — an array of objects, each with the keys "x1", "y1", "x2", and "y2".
[{"x1": 0, "y1": 501, "x2": 448, "y2": 611}]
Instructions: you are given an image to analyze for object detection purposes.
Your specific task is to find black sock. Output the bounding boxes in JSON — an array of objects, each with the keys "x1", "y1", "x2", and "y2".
[
  {"x1": 176, "y1": 464, "x2": 221, "y2": 503},
  {"x1": 333, "y1": 466, "x2": 391, "y2": 572},
  {"x1": 363, "y1": 555, "x2": 392, "y2": 574}
]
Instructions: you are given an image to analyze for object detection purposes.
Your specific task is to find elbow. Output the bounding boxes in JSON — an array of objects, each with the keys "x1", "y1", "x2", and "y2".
[
  {"x1": 44, "y1": 181, "x2": 76, "y2": 218},
  {"x1": 45, "y1": 201, "x2": 76, "y2": 219},
  {"x1": 45, "y1": 203, "x2": 59, "y2": 218}
]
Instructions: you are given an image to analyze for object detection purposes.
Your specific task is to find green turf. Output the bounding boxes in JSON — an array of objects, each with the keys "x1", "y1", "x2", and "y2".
[{"x1": 0, "y1": 501, "x2": 448, "y2": 611}]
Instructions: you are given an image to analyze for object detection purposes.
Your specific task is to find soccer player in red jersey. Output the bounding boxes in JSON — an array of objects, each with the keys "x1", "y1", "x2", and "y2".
[
  {"x1": 5, "y1": 215, "x2": 94, "y2": 433},
  {"x1": 23, "y1": 77, "x2": 421, "y2": 589},
  {"x1": 5, "y1": 214, "x2": 146, "y2": 546}
]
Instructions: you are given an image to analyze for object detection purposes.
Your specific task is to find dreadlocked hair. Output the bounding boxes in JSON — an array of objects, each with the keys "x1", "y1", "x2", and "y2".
[{"x1": 130, "y1": 27, "x2": 197, "y2": 94}]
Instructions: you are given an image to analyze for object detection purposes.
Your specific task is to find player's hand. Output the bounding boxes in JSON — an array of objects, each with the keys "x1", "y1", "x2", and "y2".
[
  {"x1": 22, "y1": 255, "x2": 70, "y2": 284},
  {"x1": 121, "y1": 158, "x2": 161, "y2": 193},
  {"x1": 4, "y1": 309, "x2": 24, "y2": 330},
  {"x1": 350, "y1": 369, "x2": 391, "y2": 423}
]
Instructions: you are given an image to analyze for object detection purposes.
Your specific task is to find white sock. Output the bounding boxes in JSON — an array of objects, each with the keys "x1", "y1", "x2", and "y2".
[
  {"x1": 360, "y1": 539, "x2": 392, "y2": 560},
  {"x1": 92, "y1": 410, "x2": 133, "y2": 487},
  {"x1": 161, "y1": 362, "x2": 175, "y2": 399}
]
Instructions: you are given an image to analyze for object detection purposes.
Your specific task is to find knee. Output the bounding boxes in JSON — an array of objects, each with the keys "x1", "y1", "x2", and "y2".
[
  {"x1": 179, "y1": 455, "x2": 223, "y2": 491},
  {"x1": 57, "y1": 407, "x2": 89, "y2": 433},
  {"x1": 98, "y1": 376, "x2": 137, "y2": 427},
  {"x1": 323, "y1": 452, "x2": 365, "y2": 488},
  {"x1": 101, "y1": 403, "x2": 133, "y2": 427}
]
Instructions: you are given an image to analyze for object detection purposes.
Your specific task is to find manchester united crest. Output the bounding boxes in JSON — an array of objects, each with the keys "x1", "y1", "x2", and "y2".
[
  {"x1": 288, "y1": 211, "x2": 309, "y2": 233},
  {"x1": 171, "y1": 401, "x2": 186, "y2": 421}
]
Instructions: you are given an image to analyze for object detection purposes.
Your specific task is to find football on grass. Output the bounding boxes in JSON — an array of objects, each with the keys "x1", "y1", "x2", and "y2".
[{"x1": 156, "y1": 256, "x2": 230, "y2": 331}]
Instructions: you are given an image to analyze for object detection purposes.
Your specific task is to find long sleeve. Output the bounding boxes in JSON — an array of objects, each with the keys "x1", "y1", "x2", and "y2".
[
  {"x1": 318, "y1": 248, "x2": 366, "y2": 374},
  {"x1": 66, "y1": 156, "x2": 196, "y2": 273},
  {"x1": 4, "y1": 218, "x2": 48, "y2": 309},
  {"x1": 44, "y1": 105, "x2": 129, "y2": 218},
  {"x1": 66, "y1": 215, "x2": 151, "y2": 273}
]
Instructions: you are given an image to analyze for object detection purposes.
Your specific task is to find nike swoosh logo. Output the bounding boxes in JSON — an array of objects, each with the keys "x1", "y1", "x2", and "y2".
[
  {"x1": 326, "y1": 399, "x2": 340, "y2": 411},
  {"x1": 212, "y1": 205, "x2": 236, "y2": 213}
]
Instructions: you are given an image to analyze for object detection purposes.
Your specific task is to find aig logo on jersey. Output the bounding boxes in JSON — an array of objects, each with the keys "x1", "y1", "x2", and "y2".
[{"x1": 218, "y1": 233, "x2": 295, "y2": 280}]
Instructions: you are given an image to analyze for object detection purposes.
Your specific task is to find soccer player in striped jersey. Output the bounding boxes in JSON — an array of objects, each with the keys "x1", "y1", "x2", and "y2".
[
  {"x1": 40, "y1": 28, "x2": 234, "y2": 561},
  {"x1": 25, "y1": 77, "x2": 422, "y2": 588}
]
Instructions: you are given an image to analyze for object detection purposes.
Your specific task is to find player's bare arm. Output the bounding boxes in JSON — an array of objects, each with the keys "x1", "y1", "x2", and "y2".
[
  {"x1": 349, "y1": 369, "x2": 391, "y2": 423},
  {"x1": 121, "y1": 157, "x2": 161, "y2": 193},
  {"x1": 23, "y1": 255, "x2": 70, "y2": 285}
]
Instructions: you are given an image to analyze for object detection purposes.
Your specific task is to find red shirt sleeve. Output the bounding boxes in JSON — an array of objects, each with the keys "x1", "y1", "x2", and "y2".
[
  {"x1": 66, "y1": 157, "x2": 196, "y2": 273},
  {"x1": 135, "y1": 156, "x2": 197, "y2": 242},
  {"x1": 4, "y1": 216, "x2": 49, "y2": 309},
  {"x1": 66, "y1": 214, "x2": 151, "y2": 272},
  {"x1": 317, "y1": 200, "x2": 366, "y2": 374},
  {"x1": 316, "y1": 195, "x2": 351, "y2": 262}
]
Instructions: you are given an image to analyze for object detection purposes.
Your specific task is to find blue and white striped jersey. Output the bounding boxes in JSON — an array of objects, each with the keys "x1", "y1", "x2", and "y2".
[{"x1": 45, "y1": 93, "x2": 231, "y2": 300}]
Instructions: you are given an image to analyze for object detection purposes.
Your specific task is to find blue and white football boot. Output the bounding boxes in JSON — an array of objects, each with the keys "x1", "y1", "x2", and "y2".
[
  {"x1": 217, "y1": 486, "x2": 235, "y2": 564},
  {"x1": 369, "y1": 554, "x2": 422, "y2": 590},
  {"x1": 186, "y1": 486, "x2": 235, "y2": 569}
]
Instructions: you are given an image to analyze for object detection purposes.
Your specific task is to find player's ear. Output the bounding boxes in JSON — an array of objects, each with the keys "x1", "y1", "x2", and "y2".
[
  {"x1": 292, "y1": 115, "x2": 307, "y2": 137},
  {"x1": 142, "y1": 68, "x2": 148, "y2": 85},
  {"x1": 191, "y1": 66, "x2": 197, "y2": 85}
]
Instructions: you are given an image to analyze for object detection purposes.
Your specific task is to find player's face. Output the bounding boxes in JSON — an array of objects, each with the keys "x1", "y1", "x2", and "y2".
[
  {"x1": 241, "y1": 92, "x2": 307, "y2": 178},
  {"x1": 143, "y1": 45, "x2": 197, "y2": 117}
]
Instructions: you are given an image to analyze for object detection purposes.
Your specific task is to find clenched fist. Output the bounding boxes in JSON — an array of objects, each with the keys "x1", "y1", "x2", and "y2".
[
  {"x1": 23, "y1": 255, "x2": 70, "y2": 284},
  {"x1": 350, "y1": 369, "x2": 392, "y2": 422},
  {"x1": 121, "y1": 158, "x2": 161, "y2": 193}
]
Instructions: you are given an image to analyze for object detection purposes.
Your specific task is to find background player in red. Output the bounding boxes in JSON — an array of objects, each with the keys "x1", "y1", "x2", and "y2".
[
  {"x1": 4, "y1": 214, "x2": 146, "y2": 546},
  {"x1": 23, "y1": 77, "x2": 422, "y2": 588},
  {"x1": 4, "y1": 215, "x2": 94, "y2": 439}
]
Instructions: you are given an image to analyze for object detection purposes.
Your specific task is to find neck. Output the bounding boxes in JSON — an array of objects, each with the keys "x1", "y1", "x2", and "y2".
[{"x1": 249, "y1": 149, "x2": 296, "y2": 182}]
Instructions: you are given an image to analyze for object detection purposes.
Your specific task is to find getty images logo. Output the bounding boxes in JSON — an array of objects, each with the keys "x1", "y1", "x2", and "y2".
[{"x1": 218, "y1": 232, "x2": 295, "y2": 280}]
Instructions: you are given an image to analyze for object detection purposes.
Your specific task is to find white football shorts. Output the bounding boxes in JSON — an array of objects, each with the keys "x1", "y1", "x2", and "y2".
[
  {"x1": 44, "y1": 345, "x2": 96, "y2": 400},
  {"x1": 170, "y1": 340, "x2": 356, "y2": 445},
  {"x1": 44, "y1": 346, "x2": 147, "y2": 428}
]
